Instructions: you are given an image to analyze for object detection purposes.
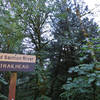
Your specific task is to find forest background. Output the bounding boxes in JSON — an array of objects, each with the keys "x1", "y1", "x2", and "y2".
[{"x1": 0, "y1": 0, "x2": 100, "y2": 100}]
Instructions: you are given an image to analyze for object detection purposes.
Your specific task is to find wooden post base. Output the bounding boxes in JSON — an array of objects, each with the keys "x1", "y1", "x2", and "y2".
[{"x1": 8, "y1": 72, "x2": 17, "y2": 100}]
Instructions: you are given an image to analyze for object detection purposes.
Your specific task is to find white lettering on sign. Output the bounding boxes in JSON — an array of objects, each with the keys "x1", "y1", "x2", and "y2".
[{"x1": 0, "y1": 53, "x2": 36, "y2": 63}]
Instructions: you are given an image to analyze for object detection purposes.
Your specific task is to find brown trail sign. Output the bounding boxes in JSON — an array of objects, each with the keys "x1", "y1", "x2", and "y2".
[
  {"x1": 0, "y1": 53, "x2": 36, "y2": 100},
  {"x1": 0, "y1": 53, "x2": 36, "y2": 71}
]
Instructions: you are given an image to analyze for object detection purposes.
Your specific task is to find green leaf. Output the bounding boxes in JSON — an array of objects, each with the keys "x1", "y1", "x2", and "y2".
[
  {"x1": 0, "y1": 77, "x2": 8, "y2": 85},
  {"x1": 0, "y1": 93, "x2": 7, "y2": 100}
]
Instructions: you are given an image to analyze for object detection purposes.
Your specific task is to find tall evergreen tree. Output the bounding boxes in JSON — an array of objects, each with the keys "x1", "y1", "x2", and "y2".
[{"x1": 47, "y1": 0, "x2": 99, "y2": 99}]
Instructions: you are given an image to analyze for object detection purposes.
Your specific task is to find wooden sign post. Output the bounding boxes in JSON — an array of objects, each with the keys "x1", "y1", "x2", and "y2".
[
  {"x1": 0, "y1": 53, "x2": 36, "y2": 100},
  {"x1": 8, "y1": 72, "x2": 17, "y2": 100}
]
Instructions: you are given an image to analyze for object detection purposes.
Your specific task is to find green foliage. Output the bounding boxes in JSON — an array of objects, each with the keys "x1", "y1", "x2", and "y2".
[
  {"x1": 0, "y1": 77, "x2": 8, "y2": 85},
  {"x1": 0, "y1": 93, "x2": 7, "y2": 100},
  {"x1": 0, "y1": 0, "x2": 100, "y2": 100}
]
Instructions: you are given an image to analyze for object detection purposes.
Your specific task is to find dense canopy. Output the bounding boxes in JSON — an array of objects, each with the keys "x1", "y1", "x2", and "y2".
[{"x1": 0, "y1": 0, "x2": 100, "y2": 100}]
